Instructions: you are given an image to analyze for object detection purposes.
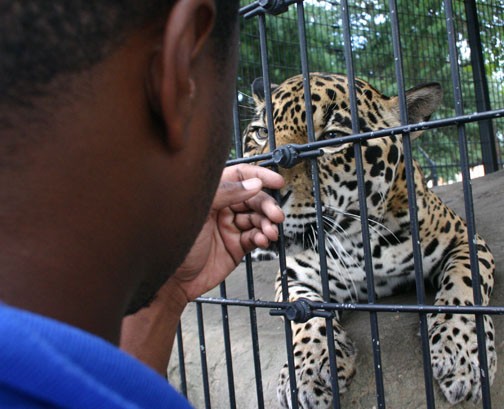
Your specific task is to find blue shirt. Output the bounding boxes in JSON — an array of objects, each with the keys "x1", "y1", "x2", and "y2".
[{"x1": 0, "y1": 304, "x2": 193, "y2": 408}]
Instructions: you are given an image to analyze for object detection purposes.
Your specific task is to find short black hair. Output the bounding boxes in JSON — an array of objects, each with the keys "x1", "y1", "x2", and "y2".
[{"x1": 0, "y1": 0, "x2": 239, "y2": 103}]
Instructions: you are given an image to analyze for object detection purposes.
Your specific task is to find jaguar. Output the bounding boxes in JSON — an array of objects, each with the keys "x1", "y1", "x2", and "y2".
[{"x1": 242, "y1": 73, "x2": 496, "y2": 408}]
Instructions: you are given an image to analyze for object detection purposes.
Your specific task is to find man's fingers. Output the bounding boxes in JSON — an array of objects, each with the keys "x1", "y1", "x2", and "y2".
[
  {"x1": 234, "y1": 213, "x2": 279, "y2": 241},
  {"x1": 239, "y1": 229, "x2": 271, "y2": 253},
  {"x1": 213, "y1": 164, "x2": 285, "y2": 257},
  {"x1": 222, "y1": 164, "x2": 284, "y2": 190},
  {"x1": 231, "y1": 191, "x2": 285, "y2": 224},
  {"x1": 212, "y1": 178, "x2": 263, "y2": 209}
]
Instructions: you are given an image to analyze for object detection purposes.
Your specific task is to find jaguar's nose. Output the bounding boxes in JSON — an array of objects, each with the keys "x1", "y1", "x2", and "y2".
[
  {"x1": 263, "y1": 189, "x2": 292, "y2": 208},
  {"x1": 279, "y1": 190, "x2": 292, "y2": 207}
]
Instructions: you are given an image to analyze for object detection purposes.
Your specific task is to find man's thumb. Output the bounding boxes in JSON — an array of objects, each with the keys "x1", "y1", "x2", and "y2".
[
  {"x1": 241, "y1": 178, "x2": 263, "y2": 191},
  {"x1": 213, "y1": 178, "x2": 263, "y2": 208}
]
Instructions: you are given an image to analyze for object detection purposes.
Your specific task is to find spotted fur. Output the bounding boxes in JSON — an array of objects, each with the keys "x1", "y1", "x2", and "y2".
[{"x1": 243, "y1": 73, "x2": 496, "y2": 407}]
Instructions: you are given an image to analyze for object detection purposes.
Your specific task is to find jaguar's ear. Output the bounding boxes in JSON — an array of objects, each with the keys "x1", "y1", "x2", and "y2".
[
  {"x1": 251, "y1": 77, "x2": 278, "y2": 106},
  {"x1": 405, "y1": 82, "x2": 443, "y2": 123},
  {"x1": 389, "y1": 82, "x2": 443, "y2": 139}
]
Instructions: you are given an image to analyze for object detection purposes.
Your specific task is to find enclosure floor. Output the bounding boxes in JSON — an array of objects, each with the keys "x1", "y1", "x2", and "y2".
[{"x1": 168, "y1": 170, "x2": 504, "y2": 409}]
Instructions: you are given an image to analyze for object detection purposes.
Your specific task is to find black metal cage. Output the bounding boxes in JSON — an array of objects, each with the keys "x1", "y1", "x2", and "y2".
[{"x1": 169, "y1": 1, "x2": 504, "y2": 408}]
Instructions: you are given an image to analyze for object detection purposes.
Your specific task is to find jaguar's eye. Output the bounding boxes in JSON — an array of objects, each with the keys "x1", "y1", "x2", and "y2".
[
  {"x1": 254, "y1": 127, "x2": 268, "y2": 140},
  {"x1": 320, "y1": 130, "x2": 348, "y2": 141},
  {"x1": 319, "y1": 131, "x2": 351, "y2": 154}
]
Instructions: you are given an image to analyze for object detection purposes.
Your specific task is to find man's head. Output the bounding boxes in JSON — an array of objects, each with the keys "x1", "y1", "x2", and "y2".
[
  {"x1": 0, "y1": 0, "x2": 240, "y2": 326},
  {"x1": 0, "y1": 0, "x2": 238, "y2": 106}
]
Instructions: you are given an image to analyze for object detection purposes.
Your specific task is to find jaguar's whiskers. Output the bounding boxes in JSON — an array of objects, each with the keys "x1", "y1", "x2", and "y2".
[{"x1": 325, "y1": 205, "x2": 400, "y2": 246}]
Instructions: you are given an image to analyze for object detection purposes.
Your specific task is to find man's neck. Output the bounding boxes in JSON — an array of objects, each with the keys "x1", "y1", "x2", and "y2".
[{"x1": 0, "y1": 224, "x2": 134, "y2": 344}]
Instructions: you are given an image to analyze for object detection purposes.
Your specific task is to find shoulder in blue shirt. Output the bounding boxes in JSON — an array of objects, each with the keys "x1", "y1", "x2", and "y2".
[{"x1": 0, "y1": 304, "x2": 193, "y2": 408}]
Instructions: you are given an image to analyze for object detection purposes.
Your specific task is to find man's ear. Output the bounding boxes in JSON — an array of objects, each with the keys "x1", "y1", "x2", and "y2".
[{"x1": 148, "y1": 0, "x2": 216, "y2": 152}]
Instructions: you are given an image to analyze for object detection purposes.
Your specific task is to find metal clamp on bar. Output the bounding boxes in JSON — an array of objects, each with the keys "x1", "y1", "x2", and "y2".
[
  {"x1": 260, "y1": 144, "x2": 323, "y2": 168},
  {"x1": 240, "y1": 0, "x2": 299, "y2": 19},
  {"x1": 272, "y1": 145, "x2": 299, "y2": 168},
  {"x1": 270, "y1": 298, "x2": 333, "y2": 323}
]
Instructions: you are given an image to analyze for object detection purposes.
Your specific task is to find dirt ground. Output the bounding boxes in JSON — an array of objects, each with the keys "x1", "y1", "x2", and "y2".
[{"x1": 168, "y1": 170, "x2": 504, "y2": 409}]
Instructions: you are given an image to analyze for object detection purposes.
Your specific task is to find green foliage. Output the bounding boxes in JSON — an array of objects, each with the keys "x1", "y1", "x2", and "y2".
[{"x1": 237, "y1": 0, "x2": 504, "y2": 183}]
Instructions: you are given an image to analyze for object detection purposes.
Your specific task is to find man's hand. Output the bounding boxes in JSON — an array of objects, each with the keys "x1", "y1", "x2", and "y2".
[
  {"x1": 169, "y1": 164, "x2": 285, "y2": 302},
  {"x1": 120, "y1": 164, "x2": 284, "y2": 374}
]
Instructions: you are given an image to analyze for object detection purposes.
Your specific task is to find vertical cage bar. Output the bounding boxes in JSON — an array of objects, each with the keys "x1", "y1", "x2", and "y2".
[
  {"x1": 196, "y1": 302, "x2": 212, "y2": 409},
  {"x1": 340, "y1": 1, "x2": 386, "y2": 407},
  {"x1": 296, "y1": 2, "x2": 342, "y2": 408},
  {"x1": 444, "y1": 1, "x2": 492, "y2": 406},
  {"x1": 258, "y1": 15, "x2": 278, "y2": 154},
  {"x1": 244, "y1": 256, "x2": 265, "y2": 409},
  {"x1": 176, "y1": 322, "x2": 188, "y2": 397},
  {"x1": 235, "y1": 78, "x2": 267, "y2": 407},
  {"x1": 233, "y1": 76, "x2": 261, "y2": 409},
  {"x1": 220, "y1": 87, "x2": 245, "y2": 409},
  {"x1": 463, "y1": 0, "x2": 498, "y2": 174},
  {"x1": 233, "y1": 96, "x2": 244, "y2": 159},
  {"x1": 257, "y1": 12, "x2": 299, "y2": 409},
  {"x1": 219, "y1": 281, "x2": 237, "y2": 409},
  {"x1": 388, "y1": 1, "x2": 436, "y2": 407}
]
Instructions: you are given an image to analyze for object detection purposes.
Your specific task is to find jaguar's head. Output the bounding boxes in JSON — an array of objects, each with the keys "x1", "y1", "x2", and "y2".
[{"x1": 243, "y1": 73, "x2": 442, "y2": 249}]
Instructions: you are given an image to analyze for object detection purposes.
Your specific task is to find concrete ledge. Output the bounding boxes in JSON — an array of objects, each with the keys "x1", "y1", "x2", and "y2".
[{"x1": 168, "y1": 170, "x2": 504, "y2": 409}]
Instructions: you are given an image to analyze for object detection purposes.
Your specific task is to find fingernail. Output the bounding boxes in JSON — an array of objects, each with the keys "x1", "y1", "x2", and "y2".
[{"x1": 242, "y1": 178, "x2": 262, "y2": 190}]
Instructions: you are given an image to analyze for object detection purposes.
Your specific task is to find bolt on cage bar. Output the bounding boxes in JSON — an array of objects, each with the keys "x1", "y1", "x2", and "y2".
[{"x1": 171, "y1": 1, "x2": 504, "y2": 408}]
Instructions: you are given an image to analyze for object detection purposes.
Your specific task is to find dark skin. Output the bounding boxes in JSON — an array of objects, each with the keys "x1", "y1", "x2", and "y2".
[
  {"x1": 121, "y1": 165, "x2": 285, "y2": 373},
  {"x1": 0, "y1": 0, "x2": 284, "y2": 377}
]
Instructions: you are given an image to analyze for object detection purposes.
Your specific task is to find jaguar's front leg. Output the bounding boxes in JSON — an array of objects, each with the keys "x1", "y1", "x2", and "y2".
[
  {"x1": 275, "y1": 257, "x2": 357, "y2": 409},
  {"x1": 428, "y1": 235, "x2": 496, "y2": 404},
  {"x1": 276, "y1": 315, "x2": 356, "y2": 409}
]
